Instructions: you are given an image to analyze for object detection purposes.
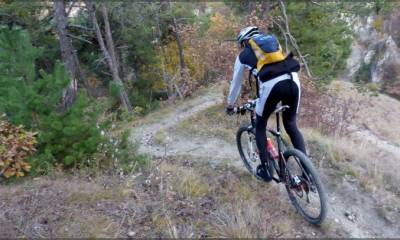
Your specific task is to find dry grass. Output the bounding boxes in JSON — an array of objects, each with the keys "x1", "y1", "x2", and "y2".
[
  {"x1": 65, "y1": 184, "x2": 125, "y2": 204},
  {"x1": 154, "y1": 128, "x2": 168, "y2": 145},
  {"x1": 0, "y1": 175, "x2": 127, "y2": 238},
  {"x1": 208, "y1": 200, "x2": 272, "y2": 238},
  {"x1": 328, "y1": 80, "x2": 400, "y2": 146},
  {"x1": 304, "y1": 128, "x2": 400, "y2": 193},
  {"x1": 304, "y1": 128, "x2": 400, "y2": 225},
  {"x1": 55, "y1": 213, "x2": 120, "y2": 238},
  {"x1": 0, "y1": 154, "x2": 345, "y2": 238},
  {"x1": 304, "y1": 128, "x2": 374, "y2": 165},
  {"x1": 158, "y1": 161, "x2": 205, "y2": 200},
  {"x1": 173, "y1": 104, "x2": 244, "y2": 144},
  {"x1": 170, "y1": 169, "x2": 209, "y2": 199}
]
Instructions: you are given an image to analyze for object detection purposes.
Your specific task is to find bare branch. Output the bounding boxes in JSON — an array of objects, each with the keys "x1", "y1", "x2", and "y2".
[
  {"x1": 278, "y1": 0, "x2": 313, "y2": 78},
  {"x1": 271, "y1": 18, "x2": 288, "y2": 54},
  {"x1": 68, "y1": 24, "x2": 94, "y2": 31},
  {"x1": 67, "y1": 33, "x2": 93, "y2": 44},
  {"x1": 310, "y1": 1, "x2": 323, "y2": 7}
]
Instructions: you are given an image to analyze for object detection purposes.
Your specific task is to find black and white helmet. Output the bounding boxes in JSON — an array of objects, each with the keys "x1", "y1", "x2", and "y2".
[{"x1": 237, "y1": 26, "x2": 259, "y2": 45}]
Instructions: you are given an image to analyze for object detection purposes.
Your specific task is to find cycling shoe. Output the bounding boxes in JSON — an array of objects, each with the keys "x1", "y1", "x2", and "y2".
[{"x1": 256, "y1": 164, "x2": 272, "y2": 182}]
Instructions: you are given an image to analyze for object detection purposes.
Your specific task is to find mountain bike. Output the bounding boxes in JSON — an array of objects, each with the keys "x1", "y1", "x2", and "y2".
[{"x1": 234, "y1": 100, "x2": 327, "y2": 225}]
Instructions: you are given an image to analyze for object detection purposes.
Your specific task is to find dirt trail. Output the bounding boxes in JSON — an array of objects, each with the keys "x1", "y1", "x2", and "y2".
[
  {"x1": 131, "y1": 81, "x2": 400, "y2": 238},
  {"x1": 131, "y1": 82, "x2": 238, "y2": 161}
]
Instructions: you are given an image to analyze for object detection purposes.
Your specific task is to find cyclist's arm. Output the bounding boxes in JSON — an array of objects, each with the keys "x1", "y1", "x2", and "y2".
[{"x1": 227, "y1": 56, "x2": 245, "y2": 106}]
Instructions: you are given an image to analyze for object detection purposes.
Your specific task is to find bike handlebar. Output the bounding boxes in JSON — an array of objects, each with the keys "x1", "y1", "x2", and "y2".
[{"x1": 233, "y1": 100, "x2": 256, "y2": 115}]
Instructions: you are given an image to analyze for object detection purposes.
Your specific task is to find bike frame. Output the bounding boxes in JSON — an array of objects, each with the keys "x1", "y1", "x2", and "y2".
[
  {"x1": 249, "y1": 107, "x2": 288, "y2": 183},
  {"x1": 245, "y1": 74, "x2": 289, "y2": 183}
]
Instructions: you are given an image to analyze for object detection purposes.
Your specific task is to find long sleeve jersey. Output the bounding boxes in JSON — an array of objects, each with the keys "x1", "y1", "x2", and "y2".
[{"x1": 227, "y1": 46, "x2": 258, "y2": 106}]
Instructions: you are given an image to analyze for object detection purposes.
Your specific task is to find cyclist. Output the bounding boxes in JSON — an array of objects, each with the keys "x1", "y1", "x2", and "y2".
[{"x1": 226, "y1": 26, "x2": 307, "y2": 182}]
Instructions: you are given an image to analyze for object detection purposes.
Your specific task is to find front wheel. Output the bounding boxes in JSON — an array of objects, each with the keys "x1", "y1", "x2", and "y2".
[
  {"x1": 283, "y1": 148, "x2": 327, "y2": 225},
  {"x1": 236, "y1": 124, "x2": 259, "y2": 178}
]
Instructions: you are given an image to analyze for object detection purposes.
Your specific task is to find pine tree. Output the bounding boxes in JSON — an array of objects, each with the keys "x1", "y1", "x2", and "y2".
[{"x1": 0, "y1": 27, "x2": 103, "y2": 173}]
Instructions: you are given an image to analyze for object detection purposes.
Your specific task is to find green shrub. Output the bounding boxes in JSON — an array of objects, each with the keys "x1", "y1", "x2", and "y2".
[
  {"x1": 96, "y1": 129, "x2": 149, "y2": 174},
  {"x1": 0, "y1": 27, "x2": 103, "y2": 174},
  {"x1": 115, "y1": 130, "x2": 149, "y2": 173},
  {"x1": 276, "y1": 2, "x2": 352, "y2": 86}
]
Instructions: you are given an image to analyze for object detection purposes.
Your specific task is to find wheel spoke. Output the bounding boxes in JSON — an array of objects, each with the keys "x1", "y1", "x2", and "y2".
[
  {"x1": 283, "y1": 149, "x2": 327, "y2": 224},
  {"x1": 238, "y1": 128, "x2": 327, "y2": 225},
  {"x1": 237, "y1": 125, "x2": 260, "y2": 176}
]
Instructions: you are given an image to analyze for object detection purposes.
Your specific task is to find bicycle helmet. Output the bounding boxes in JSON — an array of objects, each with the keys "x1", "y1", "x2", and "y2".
[{"x1": 237, "y1": 26, "x2": 260, "y2": 45}]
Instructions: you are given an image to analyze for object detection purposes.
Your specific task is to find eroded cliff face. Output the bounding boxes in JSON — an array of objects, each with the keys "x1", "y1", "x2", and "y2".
[{"x1": 345, "y1": 12, "x2": 400, "y2": 98}]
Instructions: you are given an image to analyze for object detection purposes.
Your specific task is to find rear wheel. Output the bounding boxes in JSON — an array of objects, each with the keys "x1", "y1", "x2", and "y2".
[{"x1": 283, "y1": 148, "x2": 327, "y2": 225}]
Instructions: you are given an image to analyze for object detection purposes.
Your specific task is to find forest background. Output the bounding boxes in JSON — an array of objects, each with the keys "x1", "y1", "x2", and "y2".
[{"x1": 0, "y1": 0, "x2": 397, "y2": 179}]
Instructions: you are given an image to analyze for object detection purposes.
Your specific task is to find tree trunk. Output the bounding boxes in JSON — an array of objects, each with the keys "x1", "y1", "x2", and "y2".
[
  {"x1": 170, "y1": 14, "x2": 185, "y2": 99},
  {"x1": 85, "y1": 0, "x2": 132, "y2": 113},
  {"x1": 100, "y1": 4, "x2": 120, "y2": 71},
  {"x1": 54, "y1": 0, "x2": 82, "y2": 111},
  {"x1": 158, "y1": 2, "x2": 183, "y2": 100},
  {"x1": 155, "y1": 4, "x2": 173, "y2": 98},
  {"x1": 172, "y1": 17, "x2": 186, "y2": 72}
]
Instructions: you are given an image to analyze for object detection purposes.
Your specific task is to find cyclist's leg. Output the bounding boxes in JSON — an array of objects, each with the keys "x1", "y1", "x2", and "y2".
[
  {"x1": 255, "y1": 84, "x2": 281, "y2": 166},
  {"x1": 281, "y1": 79, "x2": 307, "y2": 155},
  {"x1": 281, "y1": 80, "x2": 310, "y2": 180},
  {"x1": 255, "y1": 111, "x2": 274, "y2": 166}
]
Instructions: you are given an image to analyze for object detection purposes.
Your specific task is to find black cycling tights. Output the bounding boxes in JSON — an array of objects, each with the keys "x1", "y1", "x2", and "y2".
[{"x1": 255, "y1": 79, "x2": 306, "y2": 166}]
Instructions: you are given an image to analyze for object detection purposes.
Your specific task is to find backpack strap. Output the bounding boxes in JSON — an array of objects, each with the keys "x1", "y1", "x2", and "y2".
[{"x1": 248, "y1": 68, "x2": 260, "y2": 99}]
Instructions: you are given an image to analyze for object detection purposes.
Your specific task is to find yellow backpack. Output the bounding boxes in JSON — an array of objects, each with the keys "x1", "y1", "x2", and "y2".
[{"x1": 248, "y1": 34, "x2": 286, "y2": 72}]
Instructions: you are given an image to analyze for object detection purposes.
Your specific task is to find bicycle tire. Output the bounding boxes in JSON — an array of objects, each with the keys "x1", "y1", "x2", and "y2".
[
  {"x1": 236, "y1": 123, "x2": 258, "y2": 177},
  {"x1": 283, "y1": 148, "x2": 327, "y2": 225}
]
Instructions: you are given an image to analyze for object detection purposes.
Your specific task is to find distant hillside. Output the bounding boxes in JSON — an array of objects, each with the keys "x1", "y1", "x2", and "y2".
[{"x1": 345, "y1": 11, "x2": 400, "y2": 99}]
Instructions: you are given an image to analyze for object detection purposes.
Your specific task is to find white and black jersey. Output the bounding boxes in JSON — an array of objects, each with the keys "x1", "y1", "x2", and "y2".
[{"x1": 227, "y1": 41, "x2": 301, "y2": 116}]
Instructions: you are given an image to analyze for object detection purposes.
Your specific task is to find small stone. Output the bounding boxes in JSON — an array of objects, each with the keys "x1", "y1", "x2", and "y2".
[
  {"x1": 312, "y1": 232, "x2": 316, "y2": 236},
  {"x1": 344, "y1": 211, "x2": 356, "y2": 222},
  {"x1": 127, "y1": 231, "x2": 135, "y2": 237},
  {"x1": 143, "y1": 226, "x2": 151, "y2": 231},
  {"x1": 209, "y1": 159, "x2": 219, "y2": 169},
  {"x1": 334, "y1": 218, "x2": 339, "y2": 223}
]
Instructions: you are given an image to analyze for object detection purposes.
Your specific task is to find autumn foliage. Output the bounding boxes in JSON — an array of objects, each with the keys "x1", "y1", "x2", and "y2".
[
  {"x1": 172, "y1": 5, "x2": 272, "y2": 98},
  {"x1": 0, "y1": 119, "x2": 36, "y2": 178}
]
